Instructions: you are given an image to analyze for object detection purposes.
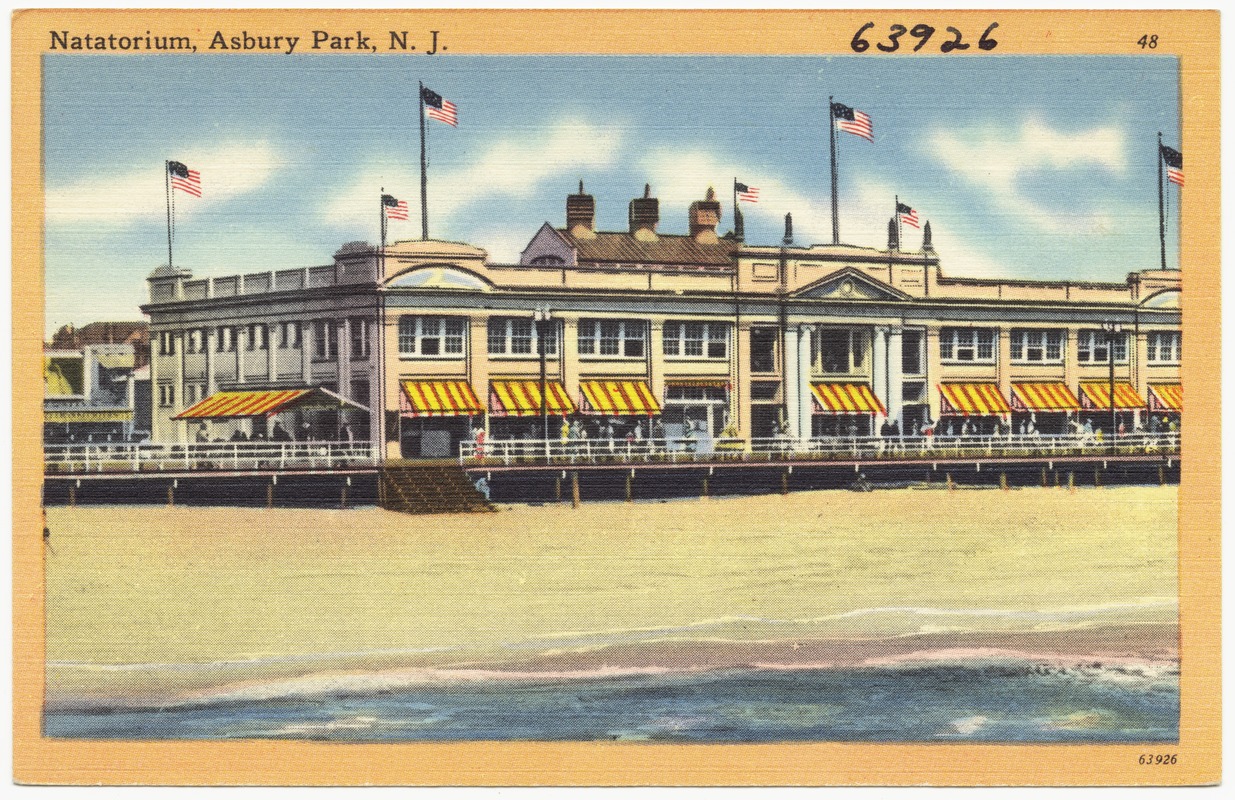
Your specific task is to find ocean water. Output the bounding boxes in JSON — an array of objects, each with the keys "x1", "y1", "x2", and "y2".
[{"x1": 44, "y1": 659, "x2": 1179, "y2": 743}]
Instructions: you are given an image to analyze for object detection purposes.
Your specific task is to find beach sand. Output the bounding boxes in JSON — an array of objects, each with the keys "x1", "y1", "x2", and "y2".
[{"x1": 44, "y1": 485, "x2": 1178, "y2": 705}]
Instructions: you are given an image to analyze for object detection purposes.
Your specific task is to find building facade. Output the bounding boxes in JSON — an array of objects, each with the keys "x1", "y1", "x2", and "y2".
[{"x1": 141, "y1": 185, "x2": 1182, "y2": 457}]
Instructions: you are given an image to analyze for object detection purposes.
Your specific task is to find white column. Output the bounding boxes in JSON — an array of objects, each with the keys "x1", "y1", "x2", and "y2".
[
  {"x1": 206, "y1": 328, "x2": 216, "y2": 394},
  {"x1": 301, "y1": 322, "x2": 312, "y2": 386},
  {"x1": 339, "y1": 318, "x2": 352, "y2": 398},
  {"x1": 236, "y1": 326, "x2": 247, "y2": 384},
  {"x1": 783, "y1": 326, "x2": 800, "y2": 438},
  {"x1": 871, "y1": 326, "x2": 888, "y2": 426},
  {"x1": 887, "y1": 327, "x2": 904, "y2": 427},
  {"x1": 797, "y1": 324, "x2": 814, "y2": 446}
]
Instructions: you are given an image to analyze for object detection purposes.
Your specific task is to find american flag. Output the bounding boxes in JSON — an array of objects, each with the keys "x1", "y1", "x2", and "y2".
[
  {"x1": 421, "y1": 86, "x2": 458, "y2": 127},
  {"x1": 831, "y1": 102, "x2": 873, "y2": 143},
  {"x1": 168, "y1": 160, "x2": 201, "y2": 197},
  {"x1": 383, "y1": 194, "x2": 409, "y2": 221},
  {"x1": 1160, "y1": 144, "x2": 1184, "y2": 187},
  {"x1": 735, "y1": 181, "x2": 759, "y2": 203},
  {"x1": 896, "y1": 201, "x2": 920, "y2": 228}
]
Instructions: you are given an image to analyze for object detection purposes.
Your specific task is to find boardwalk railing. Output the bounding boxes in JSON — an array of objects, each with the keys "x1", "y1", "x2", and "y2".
[
  {"x1": 460, "y1": 433, "x2": 1180, "y2": 466},
  {"x1": 44, "y1": 441, "x2": 382, "y2": 474}
]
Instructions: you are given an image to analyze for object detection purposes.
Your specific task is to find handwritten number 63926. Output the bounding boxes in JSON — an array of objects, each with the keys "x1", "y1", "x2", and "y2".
[{"x1": 851, "y1": 22, "x2": 999, "y2": 53}]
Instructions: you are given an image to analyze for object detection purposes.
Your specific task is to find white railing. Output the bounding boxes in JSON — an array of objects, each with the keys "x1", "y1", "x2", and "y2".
[
  {"x1": 44, "y1": 441, "x2": 382, "y2": 474},
  {"x1": 460, "y1": 433, "x2": 1180, "y2": 465}
]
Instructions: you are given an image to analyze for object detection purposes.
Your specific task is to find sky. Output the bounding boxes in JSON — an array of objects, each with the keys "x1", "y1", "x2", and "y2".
[{"x1": 42, "y1": 54, "x2": 1182, "y2": 335}]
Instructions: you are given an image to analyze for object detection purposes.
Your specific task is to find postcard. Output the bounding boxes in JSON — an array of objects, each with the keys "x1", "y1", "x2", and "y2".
[{"x1": 12, "y1": 7, "x2": 1220, "y2": 786}]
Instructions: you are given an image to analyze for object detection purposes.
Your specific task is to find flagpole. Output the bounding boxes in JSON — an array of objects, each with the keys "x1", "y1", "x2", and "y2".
[
  {"x1": 419, "y1": 80, "x2": 429, "y2": 241},
  {"x1": 164, "y1": 160, "x2": 173, "y2": 269},
  {"x1": 829, "y1": 95, "x2": 839, "y2": 245},
  {"x1": 1157, "y1": 131, "x2": 1166, "y2": 271},
  {"x1": 895, "y1": 194, "x2": 901, "y2": 252},
  {"x1": 732, "y1": 177, "x2": 740, "y2": 241},
  {"x1": 380, "y1": 188, "x2": 387, "y2": 276}
]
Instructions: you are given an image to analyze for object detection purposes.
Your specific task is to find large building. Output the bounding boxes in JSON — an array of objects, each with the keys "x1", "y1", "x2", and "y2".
[{"x1": 141, "y1": 184, "x2": 1182, "y2": 458}]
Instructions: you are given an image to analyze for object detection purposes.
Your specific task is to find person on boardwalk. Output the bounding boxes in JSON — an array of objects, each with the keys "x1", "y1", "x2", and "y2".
[
  {"x1": 196, "y1": 423, "x2": 209, "y2": 443},
  {"x1": 272, "y1": 421, "x2": 292, "y2": 442}
]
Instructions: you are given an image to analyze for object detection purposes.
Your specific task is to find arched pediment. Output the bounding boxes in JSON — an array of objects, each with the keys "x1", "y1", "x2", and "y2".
[
  {"x1": 1140, "y1": 289, "x2": 1180, "y2": 309},
  {"x1": 384, "y1": 265, "x2": 494, "y2": 292}
]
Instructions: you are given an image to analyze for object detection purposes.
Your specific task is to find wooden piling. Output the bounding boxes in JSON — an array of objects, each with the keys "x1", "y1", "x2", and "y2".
[
  {"x1": 167, "y1": 484, "x2": 174, "y2": 507},
  {"x1": 68, "y1": 486, "x2": 76, "y2": 507},
  {"x1": 267, "y1": 482, "x2": 274, "y2": 509},
  {"x1": 701, "y1": 476, "x2": 709, "y2": 499},
  {"x1": 1094, "y1": 468, "x2": 1102, "y2": 487},
  {"x1": 1000, "y1": 472, "x2": 1009, "y2": 491},
  {"x1": 1040, "y1": 467, "x2": 1048, "y2": 487},
  {"x1": 1054, "y1": 471, "x2": 1061, "y2": 488},
  {"x1": 555, "y1": 476, "x2": 562, "y2": 501},
  {"x1": 781, "y1": 470, "x2": 789, "y2": 495},
  {"x1": 571, "y1": 471, "x2": 580, "y2": 508},
  {"x1": 1068, "y1": 471, "x2": 1075, "y2": 492},
  {"x1": 946, "y1": 473, "x2": 954, "y2": 491},
  {"x1": 625, "y1": 474, "x2": 633, "y2": 502},
  {"x1": 1158, "y1": 465, "x2": 1165, "y2": 486},
  {"x1": 340, "y1": 485, "x2": 348, "y2": 509}
]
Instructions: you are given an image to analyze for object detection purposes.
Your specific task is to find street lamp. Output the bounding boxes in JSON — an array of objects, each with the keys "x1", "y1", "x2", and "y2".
[
  {"x1": 534, "y1": 306, "x2": 552, "y2": 443},
  {"x1": 1102, "y1": 321, "x2": 1122, "y2": 440}
]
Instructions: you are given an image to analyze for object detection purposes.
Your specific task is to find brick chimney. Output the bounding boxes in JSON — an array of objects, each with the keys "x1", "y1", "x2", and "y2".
[
  {"x1": 566, "y1": 180, "x2": 596, "y2": 239},
  {"x1": 628, "y1": 184, "x2": 659, "y2": 242},
  {"x1": 689, "y1": 186, "x2": 722, "y2": 244}
]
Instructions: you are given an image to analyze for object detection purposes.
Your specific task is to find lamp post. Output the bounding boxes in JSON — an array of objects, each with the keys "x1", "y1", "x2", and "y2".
[
  {"x1": 534, "y1": 306, "x2": 552, "y2": 443},
  {"x1": 1102, "y1": 321, "x2": 1122, "y2": 440}
]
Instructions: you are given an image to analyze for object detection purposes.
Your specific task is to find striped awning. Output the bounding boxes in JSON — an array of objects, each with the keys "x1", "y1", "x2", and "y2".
[
  {"x1": 401, "y1": 380, "x2": 484, "y2": 417},
  {"x1": 1148, "y1": 383, "x2": 1182, "y2": 412},
  {"x1": 1079, "y1": 382, "x2": 1146, "y2": 411},
  {"x1": 1011, "y1": 382, "x2": 1081, "y2": 412},
  {"x1": 579, "y1": 380, "x2": 661, "y2": 415},
  {"x1": 490, "y1": 380, "x2": 576, "y2": 417},
  {"x1": 44, "y1": 408, "x2": 134, "y2": 423},
  {"x1": 173, "y1": 389, "x2": 312, "y2": 419},
  {"x1": 810, "y1": 383, "x2": 885, "y2": 414},
  {"x1": 939, "y1": 383, "x2": 1011, "y2": 416}
]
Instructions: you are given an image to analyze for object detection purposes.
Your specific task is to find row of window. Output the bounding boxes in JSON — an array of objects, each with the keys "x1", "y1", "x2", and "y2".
[
  {"x1": 156, "y1": 321, "x2": 1182, "y2": 366},
  {"x1": 157, "y1": 320, "x2": 372, "y2": 361}
]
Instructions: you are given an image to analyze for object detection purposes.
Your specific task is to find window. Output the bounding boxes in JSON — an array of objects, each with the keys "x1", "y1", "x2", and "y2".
[
  {"x1": 245, "y1": 324, "x2": 268, "y2": 351},
  {"x1": 1010, "y1": 329, "x2": 1064, "y2": 363},
  {"x1": 215, "y1": 326, "x2": 236, "y2": 353},
  {"x1": 157, "y1": 331, "x2": 176, "y2": 356},
  {"x1": 578, "y1": 319, "x2": 645, "y2": 358},
  {"x1": 278, "y1": 322, "x2": 302, "y2": 349},
  {"x1": 663, "y1": 321, "x2": 729, "y2": 359},
  {"x1": 940, "y1": 328, "x2": 997, "y2": 363},
  {"x1": 158, "y1": 383, "x2": 175, "y2": 407},
  {"x1": 487, "y1": 317, "x2": 557, "y2": 356},
  {"x1": 186, "y1": 329, "x2": 204, "y2": 354},
  {"x1": 811, "y1": 328, "x2": 869, "y2": 373},
  {"x1": 666, "y1": 385, "x2": 727, "y2": 402},
  {"x1": 750, "y1": 327, "x2": 779, "y2": 373},
  {"x1": 901, "y1": 329, "x2": 924, "y2": 375},
  {"x1": 398, "y1": 316, "x2": 467, "y2": 358},
  {"x1": 350, "y1": 318, "x2": 371, "y2": 360},
  {"x1": 1147, "y1": 331, "x2": 1181, "y2": 363},
  {"x1": 183, "y1": 383, "x2": 207, "y2": 405},
  {"x1": 313, "y1": 320, "x2": 338, "y2": 361},
  {"x1": 1077, "y1": 330, "x2": 1128, "y2": 364}
]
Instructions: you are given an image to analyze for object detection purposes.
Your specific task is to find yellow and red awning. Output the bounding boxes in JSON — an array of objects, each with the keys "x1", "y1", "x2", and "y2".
[
  {"x1": 490, "y1": 379, "x2": 576, "y2": 417},
  {"x1": 1148, "y1": 383, "x2": 1182, "y2": 412},
  {"x1": 1011, "y1": 382, "x2": 1081, "y2": 412},
  {"x1": 174, "y1": 389, "x2": 313, "y2": 419},
  {"x1": 579, "y1": 380, "x2": 661, "y2": 415},
  {"x1": 401, "y1": 380, "x2": 484, "y2": 417},
  {"x1": 939, "y1": 383, "x2": 1011, "y2": 416},
  {"x1": 1079, "y1": 382, "x2": 1146, "y2": 411},
  {"x1": 810, "y1": 383, "x2": 885, "y2": 414}
]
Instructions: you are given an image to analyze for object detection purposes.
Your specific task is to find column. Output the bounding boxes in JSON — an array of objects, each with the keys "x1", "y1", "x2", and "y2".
[
  {"x1": 384, "y1": 315, "x2": 403, "y2": 459},
  {"x1": 734, "y1": 321, "x2": 752, "y2": 443},
  {"x1": 871, "y1": 325, "x2": 888, "y2": 424},
  {"x1": 561, "y1": 317, "x2": 582, "y2": 406},
  {"x1": 782, "y1": 326, "x2": 800, "y2": 438},
  {"x1": 468, "y1": 315, "x2": 490, "y2": 436},
  {"x1": 997, "y1": 325, "x2": 1012, "y2": 401},
  {"x1": 796, "y1": 325, "x2": 814, "y2": 446},
  {"x1": 301, "y1": 321, "x2": 313, "y2": 386},
  {"x1": 925, "y1": 327, "x2": 943, "y2": 423},
  {"x1": 206, "y1": 328, "x2": 216, "y2": 394},
  {"x1": 887, "y1": 327, "x2": 904, "y2": 427},
  {"x1": 236, "y1": 326, "x2": 247, "y2": 384},
  {"x1": 265, "y1": 323, "x2": 274, "y2": 382},
  {"x1": 648, "y1": 321, "x2": 665, "y2": 406},
  {"x1": 338, "y1": 318, "x2": 351, "y2": 398}
]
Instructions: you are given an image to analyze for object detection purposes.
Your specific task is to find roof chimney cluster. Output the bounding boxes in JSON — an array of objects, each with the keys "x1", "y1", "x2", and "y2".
[{"x1": 565, "y1": 183, "x2": 723, "y2": 243}]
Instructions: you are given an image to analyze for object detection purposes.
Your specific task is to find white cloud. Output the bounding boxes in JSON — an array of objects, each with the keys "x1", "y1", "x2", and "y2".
[
  {"x1": 927, "y1": 117, "x2": 1127, "y2": 234},
  {"x1": 45, "y1": 140, "x2": 284, "y2": 227},
  {"x1": 322, "y1": 119, "x2": 623, "y2": 235}
]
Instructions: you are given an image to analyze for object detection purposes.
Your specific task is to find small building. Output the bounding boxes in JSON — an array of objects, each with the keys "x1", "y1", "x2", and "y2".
[{"x1": 44, "y1": 337, "x2": 150, "y2": 443}]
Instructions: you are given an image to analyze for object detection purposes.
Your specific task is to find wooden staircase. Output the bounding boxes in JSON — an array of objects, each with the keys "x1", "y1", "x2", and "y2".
[{"x1": 379, "y1": 461, "x2": 496, "y2": 514}]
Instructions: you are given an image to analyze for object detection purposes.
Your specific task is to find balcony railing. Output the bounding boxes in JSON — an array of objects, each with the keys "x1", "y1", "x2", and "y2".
[
  {"x1": 44, "y1": 441, "x2": 381, "y2": 474},
  {"x1": 460, "y1": 433, "x2": 1180, "y2": 466}
]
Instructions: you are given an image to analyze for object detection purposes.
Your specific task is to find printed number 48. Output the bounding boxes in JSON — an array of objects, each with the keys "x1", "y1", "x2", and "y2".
[{"x1": 1138, "y1": 35, "x2": 1159, "y2": 49}]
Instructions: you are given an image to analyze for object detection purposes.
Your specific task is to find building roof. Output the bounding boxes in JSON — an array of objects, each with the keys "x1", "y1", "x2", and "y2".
[{"x1": 560, "y1": 230, "x2": 737, "y2": 268}]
